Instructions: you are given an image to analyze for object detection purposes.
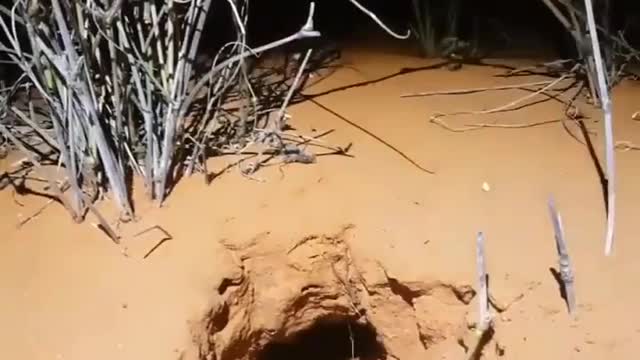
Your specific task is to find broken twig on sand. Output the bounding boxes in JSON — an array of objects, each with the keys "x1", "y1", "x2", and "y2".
[
  {"x1": 133, "y1": 225, "x2": 173, "y2": 259},
  {"x1": 431, "y1": 118, "x2": 566, "y2": 133},
  {"x1": 400, "y1": 80, "x2": 555, "y2": 98},
  {"x1": 429, "y1": 68, "x2": 576, "y2": 124},
  {"x1": 17, "y1": 198, "x2": 55, "y2": 228}
]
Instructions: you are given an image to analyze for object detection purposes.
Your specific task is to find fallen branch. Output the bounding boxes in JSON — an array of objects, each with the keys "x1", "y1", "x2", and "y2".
[
  {"x1": 429, "y1": 69, "x2": 576, "y2": 122},
  {"x1": 401, "y1": 80, "x2": 555, "y2": 98},
  {"x1": 503, "y1": 59, "x2": 574, "y2": 76},
  {"x1": 431, "y1": 117, "x2": 565, "y2": 133}
]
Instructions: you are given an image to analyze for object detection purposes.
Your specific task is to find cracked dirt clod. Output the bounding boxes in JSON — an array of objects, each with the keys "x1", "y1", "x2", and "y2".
[{"x1": 188, "y1": 225, "x2": 475, "y2": 360}]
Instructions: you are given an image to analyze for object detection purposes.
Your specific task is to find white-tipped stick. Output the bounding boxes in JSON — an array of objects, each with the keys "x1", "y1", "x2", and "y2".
[
  {"x1": 461, "y1": 232, "x2": 493, "y2": 360},
  {"x1": 476, "y1": 231, "x2": 490, "y2": 330},
  {"x1": 548, "y1": 196, "x2": 577, "y2": 316}
]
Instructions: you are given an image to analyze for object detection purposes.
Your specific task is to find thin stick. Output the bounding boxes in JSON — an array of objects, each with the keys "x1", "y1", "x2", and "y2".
[
  {"x1": 430, "y1": 70, "x2": 575, "y2": 122},
  {"x1": 583, "y1": 0, "x2": 616, "y2": 256},
  {"x1": 309, "y1": 97, "x2": 435, "y2": 174},
  {"x1": 431, "y1": 117, "x2": 565, "y2": 132},
  {"x1": 615, "y1": 141, "x2": 640, "y2": 152},
  {"x1": 504, "y1": 59, "x2": 573, "y2": 76},
  {"x1": 86, "y1": 200, "x2": 121, "y2": 244},
  {"x1": 276, "y1": 49, "x2": 313, "y2": 130},
  {"x1": 347, "y1": 322, "x2": 355, "y2": 360},
  {"x1": 568, "y1": 8, "x2": 600, "y2": 105},
  {"x1": 17, "y1": 198, "x2": 55, "y2": 228},
  {"x1": 143, "y1": 237, "x2": 171, "y2": 259},
  {"x1": 460, "y1": 232, "x2": 494, "y2": 360},
  {"x1": 401, "y1": 80, "x2": 554, "y2": 98},
  {"x1": 347, "y1": 0, "x2": 410, "y2": 39},
  {"x1": 547, "y1": 196, "x2": 576, "y2": 316},
  {"x1": 135, "y1": 225, "x2": 173, "y2": 259}
]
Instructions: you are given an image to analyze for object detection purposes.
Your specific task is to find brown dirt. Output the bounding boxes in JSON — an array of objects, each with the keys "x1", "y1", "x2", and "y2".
[{"x1": 2, "y1": 45, "x2": 640, "y2": 360}]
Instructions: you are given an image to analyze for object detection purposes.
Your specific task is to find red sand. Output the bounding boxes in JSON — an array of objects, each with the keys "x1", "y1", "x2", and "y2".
[{"x1": 1, "y1": 46, "x2": 640, "y2": 359}]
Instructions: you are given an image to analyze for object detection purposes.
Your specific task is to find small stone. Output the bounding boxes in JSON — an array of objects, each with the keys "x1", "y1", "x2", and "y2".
[
  {"x1": 481, "y1": 182, "x2": 491, "y2": 192},
  {"x1": 632, "y1": 111, "x2": 640, "y2": 121}
]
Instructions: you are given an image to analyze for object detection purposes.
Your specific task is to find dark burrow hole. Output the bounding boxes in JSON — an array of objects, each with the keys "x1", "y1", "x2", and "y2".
[{"x1": 257, "y1": 317, "x2": 386, "y2": 360}]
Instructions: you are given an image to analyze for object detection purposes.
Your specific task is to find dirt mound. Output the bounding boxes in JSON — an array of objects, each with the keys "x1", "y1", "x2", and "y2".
[{"x1": 189, "y1": 225, "x2": 475, "y2": 360}]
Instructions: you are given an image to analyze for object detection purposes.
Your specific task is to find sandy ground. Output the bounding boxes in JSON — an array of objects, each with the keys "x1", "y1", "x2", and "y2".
[{"x1": 1, "y1": 44, "x2": 640, "y2": 360}]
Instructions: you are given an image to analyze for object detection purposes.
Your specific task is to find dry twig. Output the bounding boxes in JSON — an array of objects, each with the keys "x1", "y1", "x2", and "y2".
[
  {"x1": 615, "y1": 141, "x2": 640, "y2": 152},
  {"x1": 133, "y1": 225, "x2": 173, "y2": 259},
  {"x1": 431, "y1": 117, "x2": 566, "y2": 133},
  {"x1": 429, "y1": 68, "x2": 577, "y2": 123},
  {"x1": 401, "y1": 80, "x2": 555, "y2": 98}
]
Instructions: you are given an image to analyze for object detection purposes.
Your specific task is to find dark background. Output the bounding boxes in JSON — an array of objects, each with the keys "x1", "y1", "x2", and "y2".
[
  {"x1": 205, "y1": 0, "x2": 640, "y2": 59},
  {"x1": 2, "y1": 0, "x2": 640, "y2": 78}
]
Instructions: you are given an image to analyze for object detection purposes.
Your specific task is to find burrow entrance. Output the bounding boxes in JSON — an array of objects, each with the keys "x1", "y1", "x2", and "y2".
[
  {"x1": 194, "y1": 226, "x2": 474, "y2": 360},
  {"x1": 256, "y1": 317, "x2": 386, "y2": 360}
]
